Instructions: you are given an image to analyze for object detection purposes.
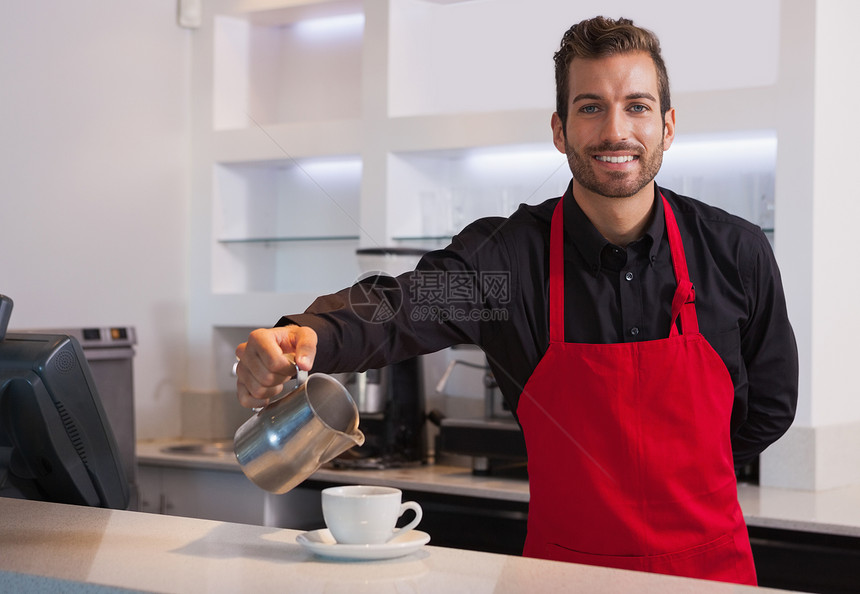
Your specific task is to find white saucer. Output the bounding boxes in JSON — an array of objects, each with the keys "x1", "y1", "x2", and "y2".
[{"x1": 296, "y1": 529, "x2": 430, "y2": 560}]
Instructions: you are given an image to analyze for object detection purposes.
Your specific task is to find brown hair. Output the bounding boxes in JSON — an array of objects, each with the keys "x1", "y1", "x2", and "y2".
[{"x1": 554, "y1": 16, "x2": 671, "y2": 125}]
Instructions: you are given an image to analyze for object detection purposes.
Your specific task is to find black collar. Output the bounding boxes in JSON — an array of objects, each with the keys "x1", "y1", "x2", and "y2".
[{"x1": 562, "y1": 182, "x2": 665, "y2": 276}]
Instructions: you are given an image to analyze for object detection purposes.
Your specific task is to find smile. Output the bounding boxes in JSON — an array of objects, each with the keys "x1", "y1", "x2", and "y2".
[{"x1": 594, "y1": 155, "x2": 637, "y2": 163}]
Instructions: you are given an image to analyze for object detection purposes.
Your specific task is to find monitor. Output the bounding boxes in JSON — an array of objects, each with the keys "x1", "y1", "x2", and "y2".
[{"x1": 0, "y1": 295, "x2": 129, "y2": 509}]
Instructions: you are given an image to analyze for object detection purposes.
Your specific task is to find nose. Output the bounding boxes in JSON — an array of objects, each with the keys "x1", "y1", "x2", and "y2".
[{"x1": 602, "y1": 106, "x2": 629, "y2": 142}]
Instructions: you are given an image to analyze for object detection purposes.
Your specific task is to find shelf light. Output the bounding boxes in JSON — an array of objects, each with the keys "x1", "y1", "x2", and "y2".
[
  {"x1": 461, "y1": 146, "x2": 566, "y2": 175},
  {"x1": 292, "y1": 13, "x2": 365, "y2": 39},
  {"x1": 662, "y1": 131, "x2": 777, "y2": 175},
  {"x1": 297, "y1": 157, "x2": 362, "y2": 178}
]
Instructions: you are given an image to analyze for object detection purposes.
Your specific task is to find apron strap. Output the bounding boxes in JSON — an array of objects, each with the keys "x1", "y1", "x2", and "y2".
[
  {"x1": 661, "y1": 193, "x2": 699, "y2": 335},
  {"x1": 549, "y1": 196, "x2": 566, "y2": 343},
  {"x1": 548, "y1": 192, "x2": 700, "y2": 343}
]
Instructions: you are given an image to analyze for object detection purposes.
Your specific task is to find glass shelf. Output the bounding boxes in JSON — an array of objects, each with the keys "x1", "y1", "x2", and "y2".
[
  {"x1": 391, "y1": 235, "x2": 452, "y2": 242},
  {"x1": 218, "y1": 235, "x2": 360, "y2": 244}
]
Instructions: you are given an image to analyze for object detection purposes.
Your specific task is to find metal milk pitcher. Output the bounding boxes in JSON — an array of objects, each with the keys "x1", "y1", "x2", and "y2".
[{"x1": 233, "y1": 373, "x2": 365, "y2": 494}]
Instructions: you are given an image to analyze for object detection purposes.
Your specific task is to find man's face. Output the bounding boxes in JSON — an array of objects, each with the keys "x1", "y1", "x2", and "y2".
[{"x1": 552, "y1": 51, "x2": 675, "y2": 201}]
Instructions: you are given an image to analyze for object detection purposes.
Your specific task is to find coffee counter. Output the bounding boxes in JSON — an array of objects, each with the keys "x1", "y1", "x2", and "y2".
[
  {"x1": 0, "y1": 497, "x2": 793, "y2": 593},
  {"x1": 138, "y1": 439, "x2": 529, "y2": 501},
  {"x1": 137, "y1": 440, "x2": 860, "y2": 539}
]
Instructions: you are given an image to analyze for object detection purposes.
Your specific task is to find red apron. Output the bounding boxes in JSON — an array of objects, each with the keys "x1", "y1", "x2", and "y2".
[{"x1": 517, "y1": 194, "x2": 757, "y2": 585}]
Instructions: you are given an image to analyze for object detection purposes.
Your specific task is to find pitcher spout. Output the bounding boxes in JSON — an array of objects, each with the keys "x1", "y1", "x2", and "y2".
[
  {"x1": 350, "y1": 428, "x2": 366, "y2": 447},
  {"x1": 319, "y1": 428, "x2": 365, "y2": 464}
]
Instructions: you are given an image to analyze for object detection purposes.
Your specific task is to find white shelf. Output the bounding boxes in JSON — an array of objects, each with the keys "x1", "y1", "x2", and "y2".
[
  {"x1": 211, "y1": 120, "x2": 363, "y2": 162},
  {"x1": 659, "y1": 130, "x2": 777, "y2": 232},
  {"x1": 192, "y1": 0, "x2": 781, "y2": 334},
  {"x1": 217, "y1": 235, "x2": 359, "y2": 243},
  {"x1": 213, "y1": 2, "x2": 364, "y2": 130},
  {"x1": 387, "y1": 110, "x2": 552, "y2": 153},
  {"x1": 387, "y1": 145, "x2": 571, "y2": 240},
  {"x1": 235, "y1": 0, "x2": 364, "y2": 27},
  {"x1": 211, "y1": 153, "x2": 362, "y2": 294}
]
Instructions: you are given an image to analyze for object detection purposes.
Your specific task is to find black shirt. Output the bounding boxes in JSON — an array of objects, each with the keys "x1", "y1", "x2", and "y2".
[{"x1": 281, "y1": 183, "x2": 798, "y2": 468}]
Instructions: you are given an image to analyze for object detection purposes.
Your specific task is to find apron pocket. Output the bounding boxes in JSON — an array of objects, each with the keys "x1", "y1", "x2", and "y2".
[{"x1": 547, "y1": 533, "x2": 744, "y2": 583}]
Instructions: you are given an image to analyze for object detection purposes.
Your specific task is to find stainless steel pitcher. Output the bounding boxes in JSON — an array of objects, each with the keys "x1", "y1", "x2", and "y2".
[{"x1": 233, "y1": 373, "x2": 365, "y2": 494}]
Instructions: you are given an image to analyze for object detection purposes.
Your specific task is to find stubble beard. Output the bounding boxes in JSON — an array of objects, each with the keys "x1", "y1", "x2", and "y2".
[{"x1": 565, "y1": 137, "x2": 664, "y2": 199}]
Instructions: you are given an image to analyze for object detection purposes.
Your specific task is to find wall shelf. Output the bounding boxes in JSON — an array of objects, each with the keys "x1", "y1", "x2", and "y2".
[
  {"x1": 212, "y1": 4, "x2": 365, "y2": 130},
  {"x1": 188, "y1": 0, "x2": 782, "y2": 390},
  {"x1": 218, "y1": 235, "x2": 360, "y2": 244},
  {"x1": 211, "y1": 120, "x2": 363, "y2": 163}
]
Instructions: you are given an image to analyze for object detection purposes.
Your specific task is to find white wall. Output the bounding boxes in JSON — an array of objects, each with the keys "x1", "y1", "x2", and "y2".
[
  {"x1": 0, "y1": 1, "x2": 190, "y2": 439},
  {"x1": 389, "y1": 0, "x2": 778, "y2": 117},
  {"x1": 809, "y1": 0, "x2": 860, "y2": 427},
  {"x1": 758, "y1": 0, "x2": 860, "y2": 490}
]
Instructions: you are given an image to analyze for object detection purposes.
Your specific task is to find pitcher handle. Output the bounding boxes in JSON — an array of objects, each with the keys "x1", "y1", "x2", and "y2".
[{"x1": 232, "y1": 356, "x2": 308, "y2": 411}]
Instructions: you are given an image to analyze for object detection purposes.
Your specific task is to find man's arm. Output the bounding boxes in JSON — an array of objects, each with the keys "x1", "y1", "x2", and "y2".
[
  {"x1": 732, "y1": 234, "x2": 799, "y2": 467},
  {"x1": 234, "y1": 217, "x2": 509, "y2": 408}
]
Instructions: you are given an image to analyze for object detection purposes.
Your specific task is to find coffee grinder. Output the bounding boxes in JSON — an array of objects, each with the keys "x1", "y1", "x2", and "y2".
[{"x1": 331, "y1": 357, "x2": 427, "y2": 469}]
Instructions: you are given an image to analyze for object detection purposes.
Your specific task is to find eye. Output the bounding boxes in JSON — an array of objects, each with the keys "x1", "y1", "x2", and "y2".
[
  {"x1": 629, "y1": 104, "x2": 649, "y2": 113},
  {"x1": 579, "y1": 105, "x2": 600, "y2": 114}
]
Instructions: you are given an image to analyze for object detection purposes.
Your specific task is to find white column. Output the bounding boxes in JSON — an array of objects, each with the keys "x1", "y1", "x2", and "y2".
[
  {"x1": 359, "y1": 0, "x2": 390, "y2": 249},
  {"x1": 761, "y1": 0, "x2": 860, "y2": 490}
]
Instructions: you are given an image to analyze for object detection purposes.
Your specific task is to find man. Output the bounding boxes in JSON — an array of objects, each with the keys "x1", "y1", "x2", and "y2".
[{"x1": 235, "y1": 16, "x2": 797, "y2": 585}]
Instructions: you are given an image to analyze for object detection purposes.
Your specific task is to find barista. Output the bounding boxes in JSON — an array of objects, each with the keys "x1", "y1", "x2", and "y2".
[{"x1": 235, "y1": 16, "x2": 797, "y2": 585}]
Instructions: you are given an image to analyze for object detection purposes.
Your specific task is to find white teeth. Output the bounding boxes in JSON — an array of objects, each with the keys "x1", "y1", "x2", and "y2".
[{"x1": 596, "y1": 155, "x2": 636, "y2": 163}]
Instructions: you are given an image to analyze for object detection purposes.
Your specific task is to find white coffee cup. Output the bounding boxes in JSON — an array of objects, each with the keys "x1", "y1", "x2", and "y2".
[{"x1": 321, "y1": 485, "x2": 423, "y2": 545}]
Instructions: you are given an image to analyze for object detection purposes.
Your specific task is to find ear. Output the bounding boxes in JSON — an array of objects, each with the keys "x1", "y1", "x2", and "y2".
[
  {"x1": 662, "y1": 107, "x2": 676, "y2": 151},
  {"x1": 551, "y1": 112, "x2": 566, "y2": 154}
]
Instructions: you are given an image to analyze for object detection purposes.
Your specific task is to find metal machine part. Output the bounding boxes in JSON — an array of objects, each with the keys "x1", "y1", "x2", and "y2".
[
  {"x1": 332, "y1": 357, "x2": 427, "y2": 470},
  {"x1": 341, "y1": 368, "x2": 387, "y2": 415},
  {"x1": 435, "y1": 356, "x2": 527, "y2": 476}
]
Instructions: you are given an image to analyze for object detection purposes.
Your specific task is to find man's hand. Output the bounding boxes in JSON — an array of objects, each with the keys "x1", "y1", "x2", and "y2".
[{"x1": 235, "y1": 325, "x2": 318, "y2": 408}]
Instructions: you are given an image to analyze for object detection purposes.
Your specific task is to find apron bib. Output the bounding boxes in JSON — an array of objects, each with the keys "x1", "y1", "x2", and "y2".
[{"x1": 516, "y1": 194, "x2": 757, "y2": 585}]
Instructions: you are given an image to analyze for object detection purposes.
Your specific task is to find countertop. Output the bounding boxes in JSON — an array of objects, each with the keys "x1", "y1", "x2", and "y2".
[
  {"x1": 138, "y1": 439, "x2": 860, "y2": 539},
  {"x1": 0, "y1": 497, "x2": 795, "y2": 593},
  {"x1": 138, "y1": 439, "x2": 531, "y2": 502}
]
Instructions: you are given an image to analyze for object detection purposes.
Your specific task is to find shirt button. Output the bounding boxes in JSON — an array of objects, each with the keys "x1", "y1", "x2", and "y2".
[
  {"x1": 625, "y1": 271, "x2": 634, "y2": 281},
  {"x1": 630, "y1": 327, "x2": 640, "y2": 336}
]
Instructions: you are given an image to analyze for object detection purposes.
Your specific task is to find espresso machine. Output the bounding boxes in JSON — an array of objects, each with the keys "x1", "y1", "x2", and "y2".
[
  {"x1": 331, "y1": 357, "x2": 427, "y2": 469},
  {"x1": 435, "y1": 353, "x2": 527, "y2": 476},
  {"x1": 328, "y1": 248, "x2": 429, "y2": 469}
]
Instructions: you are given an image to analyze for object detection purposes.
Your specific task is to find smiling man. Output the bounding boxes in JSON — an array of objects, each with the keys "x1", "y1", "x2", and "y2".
[
  {"x1": 235, "y1": 16, "x2": 797, "y2": 586},
  {"x1": 552, "y1": 33, "x2": 675, "y2": 247}
]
